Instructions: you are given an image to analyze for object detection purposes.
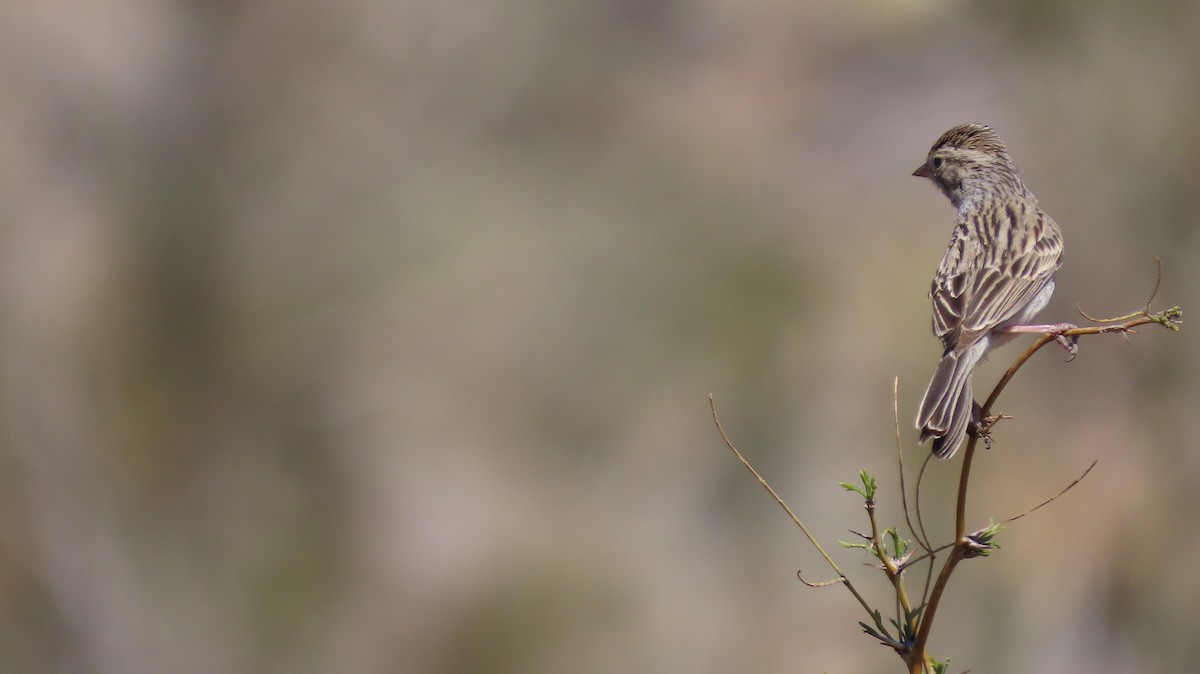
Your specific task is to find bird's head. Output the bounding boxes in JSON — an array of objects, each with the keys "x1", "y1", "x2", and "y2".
[{"x1": 914, "y1": 123, "x2": 1020, "y2": 207}]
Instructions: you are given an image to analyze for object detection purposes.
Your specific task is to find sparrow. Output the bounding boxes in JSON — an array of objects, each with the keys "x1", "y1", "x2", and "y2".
[{"x1": 913, "y1": 123, "x2": 1064, "y2": 458}]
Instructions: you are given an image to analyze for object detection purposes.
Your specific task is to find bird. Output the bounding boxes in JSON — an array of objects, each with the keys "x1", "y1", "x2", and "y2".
[{"x1": 912, "y1": 123, "x2": 1065, "y2": 459}]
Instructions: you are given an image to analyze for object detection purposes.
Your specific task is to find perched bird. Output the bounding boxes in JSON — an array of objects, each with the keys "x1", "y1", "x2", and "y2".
[{"x1": 913, "y1": 124, "x2": 1064, "y2": 459}]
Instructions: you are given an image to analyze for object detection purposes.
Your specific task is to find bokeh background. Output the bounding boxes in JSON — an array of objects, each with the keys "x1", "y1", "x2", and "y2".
[{"x1": 1, "y1": 1, "x2": 1197, "y2": 672}]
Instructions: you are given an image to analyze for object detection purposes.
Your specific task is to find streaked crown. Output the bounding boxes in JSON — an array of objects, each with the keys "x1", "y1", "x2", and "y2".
[
  {"x1": 929, "y1": 123, "x2": 1010, "y2": 160},
  {"x1": 915, "y1": 123, "x2": 1027, "y2": 207}
]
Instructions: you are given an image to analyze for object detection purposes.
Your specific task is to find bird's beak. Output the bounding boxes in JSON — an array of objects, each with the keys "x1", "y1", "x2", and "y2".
[{"x1": 912, "y1": 163, "x2": 932, "y2": 179}]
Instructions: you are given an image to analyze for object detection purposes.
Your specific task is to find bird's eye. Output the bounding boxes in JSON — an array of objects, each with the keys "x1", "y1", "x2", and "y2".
[{"x1": 932, "y1": 157, "x2": 944, "y2": 170}]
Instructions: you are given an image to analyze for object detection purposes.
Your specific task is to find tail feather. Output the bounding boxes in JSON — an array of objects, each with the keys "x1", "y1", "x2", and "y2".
[
  {"x1": 931, "y1": 384, "x2": 973, "y2": 458},
  {"x1": 917, "y1": 341, "x2": 987, "y2": 459}
]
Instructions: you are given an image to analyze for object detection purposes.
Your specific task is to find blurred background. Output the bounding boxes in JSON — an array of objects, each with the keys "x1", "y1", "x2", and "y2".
[{"x1": 0, "y1": 0, "x2": 1197, "y2": 672}]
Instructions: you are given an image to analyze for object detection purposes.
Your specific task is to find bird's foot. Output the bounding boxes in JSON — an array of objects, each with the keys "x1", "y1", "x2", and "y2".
[
  {"x1": 1002, "y1": 322, "x2": 1079, "y2": 360},
  {"x1": 1054, "y1": 333, "x2": 1080, "y2": 361},
  {"x1": 966, "y1": 401, "x2": 991, "y2": 449},
  {"x1": 967, "y1": 401, "x2": 1015, "y2": 450}
]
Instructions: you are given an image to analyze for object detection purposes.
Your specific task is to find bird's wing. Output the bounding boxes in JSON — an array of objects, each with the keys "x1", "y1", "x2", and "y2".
[{"x1": 931, "y1": 204, "x2": 1062, "y2": 352}]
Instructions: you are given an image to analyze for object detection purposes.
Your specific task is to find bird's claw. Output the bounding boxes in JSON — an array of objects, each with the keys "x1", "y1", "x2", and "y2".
[
  {"x1": 1055, "y1": 333, "x2": 1079, "y2": 361},
  {"x1": 967, "y1": 400, "x2": 993, "y2": 449},
  {"x1": 967, "y1": 402, "x2": 1016, "y2": 451},
  {"x1": 1045, "y1": 323, "x2": 1079, "y2": 361}
]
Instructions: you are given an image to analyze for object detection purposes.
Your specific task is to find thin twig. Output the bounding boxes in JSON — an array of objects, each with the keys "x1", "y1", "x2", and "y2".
[
  {"x1": 797, "y1": 570, "x2": 846, "y2": 588},
  {"x1": 896, "y1": 378, "x2": 933, "y2": 554},
  {"x1": 1077, "y1": 257, "x2": 1165, "y2": 324},
  {"x1": 1146, "y1": 257, "x2": 1164, "y2": 311},
  {"x1": 1000, "y1": 460, "x2": 1098, "y2": 525},
  {"x1": 709, "y1": 395, "x2": 876, "y2": 618},
  {"x1": 884, "y1": 392, "x2": 931, "y2": 655},
  {"x1": 914, "y1": 452, "x2": 935, "y2": 557},
  {"x1": 912, "y1": 452, "x2": 937, "y2": 621},
  {"x1": 900, "y1": 542, "x2": 956, "y2": 570}
]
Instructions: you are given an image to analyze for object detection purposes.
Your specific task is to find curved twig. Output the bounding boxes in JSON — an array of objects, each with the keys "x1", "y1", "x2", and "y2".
[
  {"x1": 895, "y1": 378, "x2": 933, "y2": 555},
  {"x1": 797, "y1": 569, "x2": 846, "y2": 588},
  {"x1": 913, "y1": 452, "x2": 935, "y2": 556},
  {"x1": 1146, "y1": 257, "x2": 1164, "y2": 311},
  {"x1": 1077, "y1": 257, "x2": 1166, "y2": 324}
]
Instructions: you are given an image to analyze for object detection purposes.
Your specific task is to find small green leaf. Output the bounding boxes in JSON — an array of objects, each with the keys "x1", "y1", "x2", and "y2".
[
  {"x1": 858, "y1": 469, "x2": 877, "y2": 500},
  {"x1": 838, "y1": 481, "x2": 866, "y2": 498},
  {"x1": 905, "y1": 604, "x2": 924, "y2": 624},
  {"x1": 965, "y1": 522, "x2": 1004, "y2": 557},
  {"x1": 840, "y1": 469, "x2": 878, "y2": 500},
  {"x1": 898, "y1": 605, "x2": 923, "y2": 641},
  {"x1": 884, "y1": 528, "x2": 910, "y2": 559},
  {"x1": 858, "y1": 621, "x2": 886, "y2": 642}
]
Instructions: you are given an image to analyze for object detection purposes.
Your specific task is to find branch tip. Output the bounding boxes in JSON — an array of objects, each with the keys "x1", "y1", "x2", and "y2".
[
  {"x1": 1001, "y1": 460, "x2": 1098, "y2": 525},
  {"x1": 1146, "y1": 257, "x2": 1164, "y2": 311},
  {"x1": 797, "y1": 570, "x2": 845, "y2": 588}
]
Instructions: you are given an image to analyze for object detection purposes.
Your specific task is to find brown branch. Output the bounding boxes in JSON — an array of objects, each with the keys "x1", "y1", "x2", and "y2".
[
  {"x1": 715, "y1": 261, "x2": 1179, "y2": 674},
  {"x1": 906, "y1": 299, "x2": 1180, "y2": 673}
]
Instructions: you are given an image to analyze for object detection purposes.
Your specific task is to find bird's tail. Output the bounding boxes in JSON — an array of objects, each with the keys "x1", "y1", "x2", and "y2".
[{"x1": 916, "y1": 342, "x2": 987, "y2": 459}]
